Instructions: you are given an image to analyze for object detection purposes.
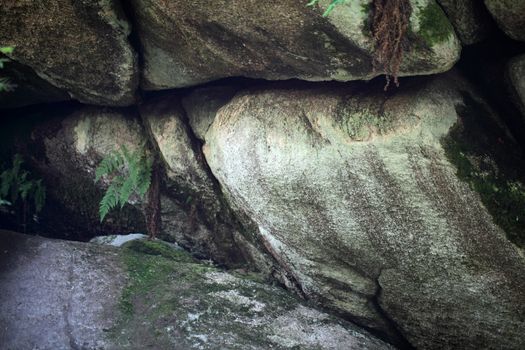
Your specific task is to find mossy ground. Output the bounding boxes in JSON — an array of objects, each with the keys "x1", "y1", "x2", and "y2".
[
  {"x1": 110, "y1": 239, "x2": 300, "y2": 349},
  {"x1": 442, "y1": 93, "x2": 525, "y2": 248}
]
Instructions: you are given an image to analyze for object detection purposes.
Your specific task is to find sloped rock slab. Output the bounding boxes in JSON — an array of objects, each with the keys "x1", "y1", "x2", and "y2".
[{"x1": 0, "y1": 231, "x2": 393, "y2": 349}]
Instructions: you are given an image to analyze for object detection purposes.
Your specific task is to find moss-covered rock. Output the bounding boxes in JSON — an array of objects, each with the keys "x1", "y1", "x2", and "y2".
[{"x1": 111, "y1": 238, "x2": 394, "y2": 349}]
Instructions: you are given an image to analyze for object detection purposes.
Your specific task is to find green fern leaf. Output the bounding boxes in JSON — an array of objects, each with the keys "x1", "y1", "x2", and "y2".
[
  {"x1": 99, "y1": 183, "x2": 119, "y2": 221},
  {"x1": 0, "y1": 170, "x2": 11, "y2": 198},
  {"x1": 19, "y1": 181, "x2": 33, "y2": 200},
  {"x1": 119, "y1": 176, "x2": 134, "y2": 208},
  {"x1": 96, "y1": 153, "x2": 118, "y2": 181},
  {"x1": 34, "y1": 180, "x2": 46, "y2": 213}
]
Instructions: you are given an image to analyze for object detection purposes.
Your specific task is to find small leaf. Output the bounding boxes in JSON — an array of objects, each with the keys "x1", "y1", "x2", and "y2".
[{"x1": 0, "y1": 47, "x2": 14, "y2": 55}]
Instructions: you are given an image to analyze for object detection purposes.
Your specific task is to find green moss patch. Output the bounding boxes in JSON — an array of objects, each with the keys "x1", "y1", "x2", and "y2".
[
  {"x1": 109, "y1": 239, "x2": 300, "y2": 348},
  {"x1": 416, "y1": 2, "x2": 454, "y2": 46},
  {"x1": 442, "y1": 93, "x2": 525, "y2": 248}
]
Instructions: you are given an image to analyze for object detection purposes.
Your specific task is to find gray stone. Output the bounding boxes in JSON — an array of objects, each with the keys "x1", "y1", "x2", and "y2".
[
  {"x1": 485, "y1": 0, "x2": 525, "y2": 42},
  {"x1": 130, "y1": 0, "x2": 460, "y2": 90},
  {"x1": 0, "y1": 230, "x2": 126, "y2": 349},
  {"x1": 0, "y1": 230, "x2": 394, "y2": 350},
  {"x1": 0, "y1": 0, "x2": 138, "y2": 106},
  {"x1": 27, "y1": 106, "x2": 148, "y2": 240},
  {"x1": 0, "y1": 59, "x2": 70, "y2": 109},
  {"x1": 203, "y1": 73, "x2": 525, "y2": 349},
  {"x1": 182, "y1": 86, "x2": 240, "y2": 141},
  {"x1": 508, "y1": 54, "x2": 525, "y2": 119},
  {"x1": 436, "y1": 0, "x2": 491, "y2": 44},
  {"x1": 141, "y1": 94, "x2": 251, "y2": 266}
]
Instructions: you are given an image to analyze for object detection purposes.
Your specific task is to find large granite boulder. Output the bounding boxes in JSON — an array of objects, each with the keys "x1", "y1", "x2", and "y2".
[
  {"x1": 203, "y1": 72, "x2": 525, "y2": 349},
  {"x1": 436, "y1": 0, "x2": 491, "y2": 44},
  {"x1": 130, "y1": 0, "x2": 460, "y2": 90},
  {"x1": 484, "y1": 0, "x2": 525, "y2": 42},
  {"x1": 0, "y1": 0, "x2": 138, "y2": 106},
  {"x1": 0, "y1": 230, "x2": 394, "y2": 350}
]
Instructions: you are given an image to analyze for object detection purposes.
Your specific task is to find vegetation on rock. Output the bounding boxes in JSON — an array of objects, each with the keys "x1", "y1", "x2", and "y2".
[
  {"x1": 95, "y1": 145, "x2": 161, "y2": 239},
  {"x1": 307, "y1": 0, "x2": 412, "y2": 89},
  {"x1": 0, "y1": 154, "x2": 46, "y2": 232}
]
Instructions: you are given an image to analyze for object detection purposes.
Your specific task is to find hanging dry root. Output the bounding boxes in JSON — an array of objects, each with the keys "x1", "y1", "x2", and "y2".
[
  {"x1": 371, "y1": 0, "x2": 412, "y2": 90},
  {"x1": 145, "y1": 158, "x2": 161, "y2": 240}
]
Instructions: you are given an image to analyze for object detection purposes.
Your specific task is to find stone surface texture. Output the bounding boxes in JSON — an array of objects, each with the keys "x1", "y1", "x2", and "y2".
[
  {"x1": 0, "y1": 0, "x2": 138, "y2": 105},
  {"x1": 436, "y1": 0, "x2": 491, "y2": 44},
  {"x1": 485, "y1": 0, "x2": 525, "y2": 42},
  {"x1": 508, "y1": 54, "x2": 525, "y2": 119},
  {"x1": 0, "y1": 230, "x2": 393, "y2": 350},
  {"x1": 130, "y1": 0, "x2": 460, "y2": 90},
  {"x1": 203, "y1": 73, "x2": 525, "y2": 349}
]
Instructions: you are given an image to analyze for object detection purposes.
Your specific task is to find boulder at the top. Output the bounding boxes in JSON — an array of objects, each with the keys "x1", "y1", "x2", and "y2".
[
  {"x1": 203, "y1": 72, "x2": 525, "y2": 349},
  {"x1": 0, "y1": 60, "x2": 70, "y2": 109},
  {"x1": 0, "y1": 0, "x2": 138, "y2": 106},
  {"x1": 485, "y1": 0, "x2": 525, "y2": 42},
  {"x1": 130, "y1": 0, "x2": 460, "y2": 90}
]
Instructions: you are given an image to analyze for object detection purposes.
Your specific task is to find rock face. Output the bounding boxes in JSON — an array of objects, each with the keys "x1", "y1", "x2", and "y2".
[
  {"x1": 182, "y1": 86, "x2": 241, "y2": 141},
  {"x1": 508, "y1": 54, "x2": 525, "y2": 119},
  {"x1": 0, "y1": 60, "x2": 70, "y2": 109},
  {"x1": 485, "y1": 0, "x2": 525, "y2": 42},
  {"x1": 203, "y1": 73, "x2": 525, "y2": 349},
  {"x1": 0, "y1": 230, "x2": 127, "y2": 349},
  {"x1": 0, "y1": 0, "x2": 138, "y2": 106},
  {"x1": 130, "y1": 0, "x2": 460, "y2": 90},
  {"x1": 23, "y1": 106, "x2": 148, "y2": 240},
  {"x1": 436, "y1": 0, "x2": 491, "y2": 44},
  {"x1": 0, "y1": 230, "x2": 394, "y2": 350},
  {"x1": 141, "y1": 94, "x2": 248, "y2": 265}
]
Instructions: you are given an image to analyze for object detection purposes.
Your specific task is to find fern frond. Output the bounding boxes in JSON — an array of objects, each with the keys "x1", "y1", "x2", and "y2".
[
  {"x1": 119, "y1": 176, "x2": 135, "y2": 208},
  {"x1": 96, "y1": 145, "x2": 154, "y2": 221},
  {"x1": 19, "y1": 181, "x2": 33, "y2": 200},
  {"x1": 96, "y1": 153, "x2": 118, "y2": 181},
  {"x1": 99, "y1": 183, "x2": 119, "y2": 221},
  {"x1": 34, "y1": 180, "x2": 46, "y2": 213},
  {"x1": 0, "y1": 170, "x2": 11, "y2": 198}
]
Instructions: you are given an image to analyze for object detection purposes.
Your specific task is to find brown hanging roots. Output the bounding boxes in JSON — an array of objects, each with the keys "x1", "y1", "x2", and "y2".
[{"x1": 371, "y1": 0, "x2": 412, "y2": 90}]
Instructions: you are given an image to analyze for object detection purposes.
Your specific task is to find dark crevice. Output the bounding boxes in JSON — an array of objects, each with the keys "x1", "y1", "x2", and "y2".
[
  {"x1": 117, "y1": 0, "x2": 145, "y2": 100},
  {"x1": 370, "y1": 273, "x2": 416, "y2": 350},
  {"x1": 457, "y1": 27, "x2": 525, "y2": 150}
]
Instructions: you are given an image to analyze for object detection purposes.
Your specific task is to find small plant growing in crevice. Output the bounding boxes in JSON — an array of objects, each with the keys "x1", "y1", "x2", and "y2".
[
  {"x1": 0, "y1": 154, "x2": 46, "y2": 233},
  {"x1": 307, "y1": 0, "x2": 412, "y2": 89},
  {"x1": 0, "y1": 46, "x2": 16, "y2": 92},
  {"x1": 95, "y1": 145, "x2": 161, "y2": 239}
]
